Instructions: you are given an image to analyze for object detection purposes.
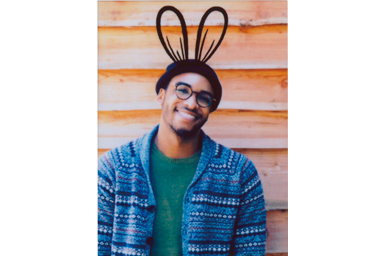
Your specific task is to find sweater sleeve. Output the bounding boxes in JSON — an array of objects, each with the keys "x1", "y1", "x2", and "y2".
[
  {"x1": 231, "y1": 158, "x2": 267, "y2": 256},
  {"x1": 98, "y1": 151, "x2": 116, "y2": 255}
]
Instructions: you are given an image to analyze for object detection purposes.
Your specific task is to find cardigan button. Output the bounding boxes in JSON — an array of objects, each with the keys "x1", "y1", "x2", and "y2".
[
  {"x1": 147, "y1": 205, "x2": 156, "y2": 213},
  {"x1": 146, "y1": 237, "x2": 153, "y2": 245}
]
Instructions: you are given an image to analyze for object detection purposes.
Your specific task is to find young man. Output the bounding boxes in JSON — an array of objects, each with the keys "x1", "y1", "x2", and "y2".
[{"x1": 98, "y1": 6, "x2": 267, "y2": 256}]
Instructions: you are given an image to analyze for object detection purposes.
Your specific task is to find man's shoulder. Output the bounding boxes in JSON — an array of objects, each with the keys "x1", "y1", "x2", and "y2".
[
  {"x1": 99, "y1": 125, "x2": 158, "y2": 163},
  {"x1": 117, "y1": 137, "x2": 142, "y2": 156},
  {"x1": 98, "y1": 134, "x2": 147, "y2": 168},
  {"x1": 205, "y1": 137, "x2": 251, "y2": 168}
]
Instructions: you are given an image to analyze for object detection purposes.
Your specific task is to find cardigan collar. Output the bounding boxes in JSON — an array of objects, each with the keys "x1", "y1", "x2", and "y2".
[{"x1": 139, "y1": 124, "x2": 215, "y2": 188}]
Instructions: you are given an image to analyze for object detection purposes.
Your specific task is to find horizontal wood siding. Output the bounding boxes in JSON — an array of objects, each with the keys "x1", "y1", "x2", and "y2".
[
  {"x1": 98, "y1": 1, "x2": 288, "y2": 253},
  {"x1": 98, "y1": 69, "x2": 288, "y2": 111},
  {"x1": 98, "y1": 26, "x2": 288, "y2": 69},
  {"x1": 98, "y1": 109, "x2": 288, "y2": 149},
  {"x1": 266, "y1": 210, "x2": 288, "y2": 253},
  {"x1": 98, "y1": 1, "x2": 287, "y2": 27}
]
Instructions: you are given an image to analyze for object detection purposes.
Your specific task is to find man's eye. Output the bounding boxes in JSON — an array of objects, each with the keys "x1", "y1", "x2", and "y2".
[
  {"x1": 199, "y1": 95, "x2": 211, "y2": 104},
  {"x1": 177, "y1": 88, "x2": 189, "y2": 94}
]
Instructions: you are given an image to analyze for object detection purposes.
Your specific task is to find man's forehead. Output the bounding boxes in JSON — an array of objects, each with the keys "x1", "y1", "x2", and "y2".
[{"x1": 170, "y1": 73, "x2": 213, "y2": 92}]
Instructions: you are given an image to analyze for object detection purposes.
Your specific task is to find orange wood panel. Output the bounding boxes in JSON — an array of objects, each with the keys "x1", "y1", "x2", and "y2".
[
  {"x1": 266, "y1": 210, "x2": 288, "y2": 253},
  {"x1": 98, "y1": 109, "x2": 288, "y2": 149},
  {"x1": 98, "y1": 1, "x2": 287, "y2": 27},
  {"x1": 98, "y1": 148, "x2": 287, "y2": 210},
  {"x1": 98, "y1": 25, "x2": 287, "y2": 70},
  {"x1": 98, "y1": 69, "x2": 288, "y2": 111}
]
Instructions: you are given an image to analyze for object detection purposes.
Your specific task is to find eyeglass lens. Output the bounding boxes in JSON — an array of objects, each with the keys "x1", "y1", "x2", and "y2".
[{"x1": 175, "y1": 84, "x2": 212, "y2": 108}]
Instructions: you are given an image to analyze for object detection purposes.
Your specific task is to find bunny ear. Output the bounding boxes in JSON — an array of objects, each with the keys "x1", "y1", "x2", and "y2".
[
  {"x1": 195, "y1": 7, "x2": 228, "y2": 63},
  {"x1": 156, "y1": 6, "x2": 189, "y2": 63}
]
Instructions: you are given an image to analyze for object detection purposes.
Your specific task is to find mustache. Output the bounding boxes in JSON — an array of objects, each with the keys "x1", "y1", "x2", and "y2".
[{"x1": 175, "y1": 106, "x2": 202, "y2": 119}]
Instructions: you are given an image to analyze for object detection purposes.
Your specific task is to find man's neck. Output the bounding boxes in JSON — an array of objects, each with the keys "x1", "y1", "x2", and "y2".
[{"x1": 154, "y1": 123, "x2": 202, "y2": 159}]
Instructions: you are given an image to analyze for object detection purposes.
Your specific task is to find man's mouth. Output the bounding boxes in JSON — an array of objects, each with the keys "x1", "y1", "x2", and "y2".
[
  {"x1": 175, "y1": 107, "x2": 200, "y2": 122},
  {"x1": 178, "y1": 110, "x2": 197, "y2": 121}
]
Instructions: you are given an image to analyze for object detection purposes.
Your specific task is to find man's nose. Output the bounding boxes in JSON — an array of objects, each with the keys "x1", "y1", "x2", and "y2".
[{"x1": 184, "y1": 93, "x2": 198, "y2": 109}]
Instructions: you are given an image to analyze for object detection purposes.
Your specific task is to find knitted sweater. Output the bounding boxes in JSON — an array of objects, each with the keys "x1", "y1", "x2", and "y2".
[{"x1": 98, "y1": 125, "x2": 267, "y2": 256}]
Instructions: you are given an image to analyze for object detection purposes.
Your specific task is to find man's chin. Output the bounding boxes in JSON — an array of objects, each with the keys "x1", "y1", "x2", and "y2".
[
  {"x1": 170, "y1": 119, "x2": 208, "y2": 140},
  {"x1": 169, "y1": 114, "x2": 208, "y2": 140},
  {"x1": 171, "y1": 126, "x2": 199, "y2": 139}
]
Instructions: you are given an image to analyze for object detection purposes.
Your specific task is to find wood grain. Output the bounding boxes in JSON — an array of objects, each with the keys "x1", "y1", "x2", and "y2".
[
  {"x1": 266, "y1": 210, "x2": 288, "y2": 253},
  {"x1": 98, "y1": 109, "x2": 288, "y2": 149},
  {"x1": 98, "y1": 25, "x2": 287, "y2": 70},
  {"x1": 98, "y1": 148, "x2": 287, "y2": 210},
  {"x1": 98, "y1": 1, "x2": 287, "y2": 27},
  {"x1": 98, "y1": 69, "x2": 288, "y2": 111}
]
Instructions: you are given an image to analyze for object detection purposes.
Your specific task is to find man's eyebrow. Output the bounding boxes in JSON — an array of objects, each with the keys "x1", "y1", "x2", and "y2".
[
  {"x1": 175, "y1": 81, "x2": 213, "y2": 96},
  {"x1": 175, "y1": 81, "x2": 191, "y2": 87}
]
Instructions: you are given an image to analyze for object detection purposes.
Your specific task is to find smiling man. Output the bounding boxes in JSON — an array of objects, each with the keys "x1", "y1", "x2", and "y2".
[
  {"x1": 156, "y1": 73, "x2": 213, "y2": 156},
  {"x1": 98, "y1": 5, "x2": 267, "y2": 256}
]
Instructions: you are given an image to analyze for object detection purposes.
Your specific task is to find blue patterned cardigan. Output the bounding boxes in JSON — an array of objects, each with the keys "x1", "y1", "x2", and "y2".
[{"x1": 98, "y1": 125, "x2": 267, "y2": 256}]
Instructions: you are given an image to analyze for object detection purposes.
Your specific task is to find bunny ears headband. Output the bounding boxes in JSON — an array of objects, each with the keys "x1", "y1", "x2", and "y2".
[{"x1": 155, "y1": 6, "x2": 228, "y2": 112}]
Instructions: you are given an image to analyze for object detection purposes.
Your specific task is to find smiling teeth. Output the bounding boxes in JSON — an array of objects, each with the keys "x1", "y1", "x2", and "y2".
[{"x1": 179, "y1": 111, "x2": 195, "y2": 120}]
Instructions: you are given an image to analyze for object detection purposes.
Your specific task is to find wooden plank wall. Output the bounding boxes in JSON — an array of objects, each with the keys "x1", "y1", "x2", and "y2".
[{"x1": 98, "y1": 1, "x2": 288, "y2": 254}]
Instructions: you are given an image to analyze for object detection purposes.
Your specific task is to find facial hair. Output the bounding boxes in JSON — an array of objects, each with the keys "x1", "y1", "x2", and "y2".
[
  {"x1": 170, "y1": 119, "x2": 207, "y2": 139},
  {"x1": 170, "y1": 106, "x2": 208, "y2": 140}
]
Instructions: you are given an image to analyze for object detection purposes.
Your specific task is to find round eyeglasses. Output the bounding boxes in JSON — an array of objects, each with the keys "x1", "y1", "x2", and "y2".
[{"x1": 175, "y1": 83, "x2": 215, "y2": 108}]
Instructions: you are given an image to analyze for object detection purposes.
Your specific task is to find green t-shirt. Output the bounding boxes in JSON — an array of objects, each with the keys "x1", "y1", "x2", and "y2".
[{"x1": 149, "y1": 142, "x2": 201, "y2": 256}]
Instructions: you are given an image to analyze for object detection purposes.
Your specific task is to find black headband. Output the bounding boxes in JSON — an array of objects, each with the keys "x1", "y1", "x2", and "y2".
[{"x1": 155, "y1": 6, "x2": 228, "y2": 112}]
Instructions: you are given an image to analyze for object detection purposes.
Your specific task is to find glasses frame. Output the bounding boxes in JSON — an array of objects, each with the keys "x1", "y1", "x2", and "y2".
[{"x1": 174, "y1": 82, "x2": 216, "y2": 108}]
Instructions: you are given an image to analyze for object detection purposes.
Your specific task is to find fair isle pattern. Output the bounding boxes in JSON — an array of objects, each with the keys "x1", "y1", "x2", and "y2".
[
  {"x1": 98, "y1": 125, "x2": 267, "y2": 256},
  {"x1": 188, "y1": 243, "x2": 231, "y2": 254},
  {"x1": 190, "y1": 211, "x2": 237, "y2": 219},
  {"x1": 191, "y1": 194, "x2": 240, "y2": 206},
  {"x1": 236, "y1": 221, "x2": 266, "y2": 236},
  {"x1": 111, "y1": 245, "x2": 146, "y2": 256}
]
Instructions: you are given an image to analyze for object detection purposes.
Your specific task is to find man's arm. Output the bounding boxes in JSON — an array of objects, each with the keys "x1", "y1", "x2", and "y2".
[
  {"x1": 98, "y1": 152, "x2": 116, "y2": 255},
  {"x1": 231, "y1": 158, "x2": 267, "y2": 255}
]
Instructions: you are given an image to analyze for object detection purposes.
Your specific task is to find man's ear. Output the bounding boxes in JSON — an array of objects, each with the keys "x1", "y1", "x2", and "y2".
[{"x1": 157, "y1": 88, "x2": 166, "y2": 106}]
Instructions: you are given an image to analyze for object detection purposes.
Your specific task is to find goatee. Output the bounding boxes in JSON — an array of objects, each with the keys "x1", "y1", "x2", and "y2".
[
  {"x1": 170, "y1": 106, "x2": 208, "y2": 139},
  {"x1": 170, "y1": 121, "x2": 206, "y2": 139}
]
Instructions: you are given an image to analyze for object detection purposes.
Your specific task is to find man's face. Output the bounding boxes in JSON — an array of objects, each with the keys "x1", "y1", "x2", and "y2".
[{"x1": 158, "y1": 73, "x2": 214, "y2": 139}]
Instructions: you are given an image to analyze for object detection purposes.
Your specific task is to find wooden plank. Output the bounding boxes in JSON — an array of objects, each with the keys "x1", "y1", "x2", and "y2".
[
  {"x1": 98, "y1": 25, "x2": 287, "y2": 70},
  {"x1": 266, "y1": 210, "x2": 288, "y2": 253},
  {"x1": 98, "y1": 1, "x2": 287, "y2": 27},
  {"x1": 98, "y1": 109, "x2": 288, "y2": 149},
  {"x1": 98, "y1": 69, "x2": 288, "y2": 111},
  {"x1": 98, "y1": 148, "x2": 287, "y2": 210}
]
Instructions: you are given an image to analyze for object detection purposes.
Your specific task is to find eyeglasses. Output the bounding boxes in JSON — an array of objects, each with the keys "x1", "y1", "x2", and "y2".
[{"x1": 175, "y1": 82, "x2": 215, "y2": 108}]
